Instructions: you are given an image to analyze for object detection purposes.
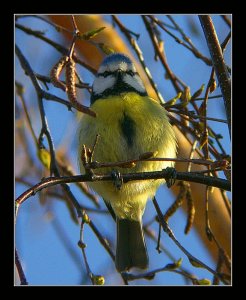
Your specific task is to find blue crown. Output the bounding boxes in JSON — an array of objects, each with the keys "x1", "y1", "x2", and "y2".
[{"x1": 101, "y1": 53, "x2": 133, "y2": 66}]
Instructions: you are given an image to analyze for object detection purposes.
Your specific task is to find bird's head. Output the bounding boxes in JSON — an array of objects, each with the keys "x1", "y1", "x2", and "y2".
[{"x1": 91, "y1": 53, "x2": 147, "y2": 103}]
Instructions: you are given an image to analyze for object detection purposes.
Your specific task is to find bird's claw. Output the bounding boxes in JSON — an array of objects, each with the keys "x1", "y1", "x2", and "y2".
[
  {"x1": 111, "y1": 170, "x2": 123, "y2": 190},
  {"x1": 164, "y1": 167, "x2": 177, "y2": 188}
]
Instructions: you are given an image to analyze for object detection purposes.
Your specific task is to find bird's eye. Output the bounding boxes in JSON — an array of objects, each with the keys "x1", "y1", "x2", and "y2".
[
  {"x1": 126, "y1": 70, "x2": 134, "y2": 76},
  {"x1": 102, "y1": 71, "x2": 112, "y2": 78},
  {"x1": 126, "y1": 70, "x2": 137, "y2": 77},
  {"x1": 97, "y1": 71, "x2": 113, "y2": 78}
]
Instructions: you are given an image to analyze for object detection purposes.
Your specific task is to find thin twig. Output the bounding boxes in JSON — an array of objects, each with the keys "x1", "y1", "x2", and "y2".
[
  {"x1": 16, "y1": 44, "x2": 60, "y2": 176},
  {"x1": 169, "y1": 113, "x2": 226, "y2": 162},
  {"x1": 221, "y1": 15, "x2": 231, "y2": 28},
  {"x1": 163, "y1": 181, "x2": 185, "y2": 222},
  {"x1": 194, "y1": 94, "x2": 223, "y2": 101},
  {"x1": 16, "y1": 77, "x2": 98, "y2": 210},
  {"x1": 142, "y1": 16, "x2": 184, "y2": 94},
  {"x1": 15, "y1": 44, "x2": 85, "y2": 220},
  {"x1": 205, "y1": 186, "x2": 213, "y2": 241},
  {"x1": 167, "y1": 108, "x2": 228, "y2": 123},
  {"x1": 184, "y1": 182, "x2": 195, "y2": 234},
  {"x1": 149, "y1": 15, "x2": 213, "y2": 66},
  {"x1": 50, "y1": 214, "x2": 85, "y2": 272},
  {"x1": 144, "y1": 226, "x2": 196, "y2": 284},
  {"x1": 213, "y1": 249, "x2": 225, "y2": 285},
  {"x1": 15, "y1": 81, "x2": 39, "y2": 147},
  {"x1": 112, "y1": 15, "x2": 165, "y2": 103},
  {"x1": 15, "y1": 248, "x2": 28, "y2": 285},
  {"x1": 152, "y1": 197, "x2": 228, "y2": 285},
  {"x1": 123, "y1": 262, "x2": 198, "y2": 284},
  {"x1": 87, "y1": 218, "x2": 128, "y2": 285},
  {"x1": 35, "y1": 73, "x2": 91, "y2": 91},
  {"x1": 79, "y1": 219, "x2": 94, "y2": 284},
  {"x1": 204, "y1": 186, "x2": 231, "y2": 278},
  {"x1": 200, "y1": 68, "x2": 216, "y2": 156},
  {"x1": 221, "y1": 31, "x2": 231, "y2": 52},
  {"x1": 88, "y1": 155, "x2": 229, "y2": 170},
  {"x1": 16, "y1": 14, "x2": 74, "y2": 34},
  {"x1": 29, "y1": 182, "x2": 103, "y2": 214},
  {"x1": 209, "y1": 128, "x2": 227, "y2": 156},
  {"x1": 15, "y1": 23, "x2": 97, "y2": 74},
  {"x1": 220, "y1": 189, "x2": 231, "y2": 217},
  {"x1": 56, "y1": 154, "x2": 100, "y2": 208},
  {"x1": 40, "y1": 91, "x2": 73, "y2": 110}
]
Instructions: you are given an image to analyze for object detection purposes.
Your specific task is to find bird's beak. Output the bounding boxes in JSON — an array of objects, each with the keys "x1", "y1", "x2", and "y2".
[{"x1": 116, "y1": 69, "x2": 123, "y2": 82}]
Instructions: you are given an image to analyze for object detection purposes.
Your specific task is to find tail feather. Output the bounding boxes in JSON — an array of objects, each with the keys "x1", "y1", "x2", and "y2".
[{"x1": 116, "y1": 218, "x2": 149, "y2": 272}]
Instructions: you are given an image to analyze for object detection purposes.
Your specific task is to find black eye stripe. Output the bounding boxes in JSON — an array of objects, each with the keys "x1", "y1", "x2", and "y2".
[
  {"x1": 97, "y1": 71, "x2": 113, "y2": 78},
  {"x1": 97, "y1": 70, "x2": 139, "y2": 78},
  {"x1": 126, "y1": 70, "x2": 138, "y2": 76}
]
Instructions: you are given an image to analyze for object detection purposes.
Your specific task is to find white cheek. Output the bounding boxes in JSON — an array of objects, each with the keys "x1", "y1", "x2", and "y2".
[
  {"x1": 98, "y1": 65, "x2": 107, "y2": 73},
  {"x1": 93, "y1": 76, "x2": 116, "y2": 95},
  {"x1": 123, "y1": 74, "x2": 146, "y2": 93}
]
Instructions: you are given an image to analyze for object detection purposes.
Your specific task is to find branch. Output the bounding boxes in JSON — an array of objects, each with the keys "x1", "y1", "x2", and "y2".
[
  {"x1": 221, "y1": 15, "x2": 231, "y2": 28},
  {"x1": 152, "y1": 197, "x2": 229, "y2": 285},
  {"x1": 194, "y1": 94, "x2": 223, "y2": 101},
  {"x1": 167, "y1": 108, "x2": 228, "y2": 124},
  {"x1": 15, "y1": 23, "x2": 97, "y2": 74},
  {"x1": 142, "y1": 16, "x2": 184, "y2": 93},
  {"x1": 199, "y1": 15, "x2": 231, "y2": 138},
  {"x1": 15, "y1": 44, "x2": 60, "y2": 176},
  {"x1": 15, "y1": 169, "x2": 231, "y2": 217},
  {"x1": 15, "y1": 44, "x2": 85, "y2": 220},
  {"x1": 122, "y1": 262, "x2": 199, "y2": 284},
  {"x1": 16, "y1": 15, "x2": 74, "y2": 34},
  {"x1": 164, "y1": 15, "x2": 213, "y2": 66},
  {"x1": 35, "y1": 73, "x2": 92, "y2": 92}
]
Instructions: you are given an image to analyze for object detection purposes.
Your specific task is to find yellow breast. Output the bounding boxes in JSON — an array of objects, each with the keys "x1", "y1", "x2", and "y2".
[{"x1": 78, "y1": 92, "x2": 177, "y2": 220}]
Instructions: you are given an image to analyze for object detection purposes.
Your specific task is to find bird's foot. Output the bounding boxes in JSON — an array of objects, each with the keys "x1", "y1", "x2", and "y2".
[
  {"x1": 111, "y1": 170, "x2": 123, "y2": 190},
  {"x1": 163, "y1": 167, "x2": 177, "y2": 188}
]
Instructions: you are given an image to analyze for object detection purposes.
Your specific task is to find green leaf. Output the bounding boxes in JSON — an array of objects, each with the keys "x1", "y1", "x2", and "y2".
[
  {"x1": 209, "y1": 79, "x2": 217, "y2": 94},
  {"x1": 82, "y1": 212, "x2": 90, "y2": 224},
  {"x1": 189, "y1": 257, "x2": 205, "y2": 268},
  {"x1": 93, "y1": 275, "x2": 105, "y2": 285},
  {"x1": 191, "y1": 84, "x2": 205, "y2": 101},
  {"x1": 82, "y1": 27, "x2": 106, "y2": 40},
  {"x1": 208, "y1": 128, "x2": 216, "y2": 138},
  {"x1": 97, "y1": 43, "x2": 115, "y2": 55},
  {"x1": 165, "y1": 258, "x2": 183, "y2": 270},
  {"x1": 196, "y1": 278, "x2": 211, "y2": 285},
  {"x1": 37, "y1": 148, "x2": 51, "y2": 169},
  {"x1": 164, "y1": 92, "x2": 182, "y2": 107}
]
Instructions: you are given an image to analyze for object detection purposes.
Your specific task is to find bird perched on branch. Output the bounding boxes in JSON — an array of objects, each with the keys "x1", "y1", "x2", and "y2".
[{"x1": 78, "y1": 53, "x2": 177, "y2": 272}]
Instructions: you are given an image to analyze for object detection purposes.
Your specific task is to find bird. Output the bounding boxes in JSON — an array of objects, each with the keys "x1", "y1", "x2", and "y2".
[{"x1": 78, "y1": 53, "x2": 177, "y2": 272}]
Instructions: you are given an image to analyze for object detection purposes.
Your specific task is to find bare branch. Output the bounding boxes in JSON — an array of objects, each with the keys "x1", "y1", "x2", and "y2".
[
  {"x1": 15, "y1": 169, "x2": 230, "y2": 216},
  {"x1": 199, "y1": 15, "x2": 231, "y2": 138},
  {"x1": 15, "y1": 23, "x2": 97, "y2": 74},
  {"x1": 149, "y1": 15, "x2": 213, "y2": 66},
  {"x1": 152, "y1": 197, "x2": 229, "y2": 285}
]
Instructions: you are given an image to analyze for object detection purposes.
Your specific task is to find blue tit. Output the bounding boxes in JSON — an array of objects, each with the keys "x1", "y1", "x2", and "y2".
[{"x1": 78, "y1": 53, "x2": 177, "y2": 272}]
